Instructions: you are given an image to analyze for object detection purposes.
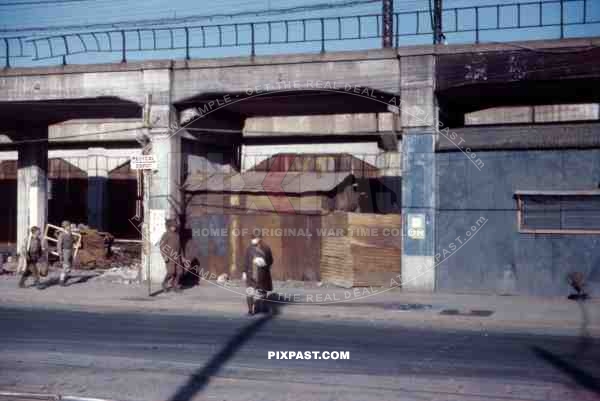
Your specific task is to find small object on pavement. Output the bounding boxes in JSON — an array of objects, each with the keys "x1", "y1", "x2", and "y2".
[{"x1": 567, "y1": 271, "x2": 588, "y2": 300}]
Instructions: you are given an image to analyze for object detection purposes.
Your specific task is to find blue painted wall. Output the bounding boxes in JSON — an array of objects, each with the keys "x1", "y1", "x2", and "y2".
[
  {"x1": 403, "y1": 133, "x2": 436, "y2": 257},
  {"x1": 436, "y1": 149, "x2": 600, "y2": 296}
]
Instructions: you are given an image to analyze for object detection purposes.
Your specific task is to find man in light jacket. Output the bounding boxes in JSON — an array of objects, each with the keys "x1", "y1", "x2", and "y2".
[{"x1": 56, "y1": 220, "x2": 75, "y2": 286}]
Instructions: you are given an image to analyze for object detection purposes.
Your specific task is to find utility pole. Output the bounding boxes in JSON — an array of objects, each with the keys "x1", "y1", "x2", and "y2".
[
  {"x1": 382, "y1": 0, "x2": 393, "y2": 48},
  {"x1": 433, "y1": 0, "x2": 443, "y2": 44}
]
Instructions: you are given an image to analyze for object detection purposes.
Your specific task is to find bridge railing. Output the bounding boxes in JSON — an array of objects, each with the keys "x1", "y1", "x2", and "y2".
[
  {"x1": 2, "y1": 36, "x2": 30, "y2": 68},
  {"x1": 436, "y1": 0, "x2": 596, "y2": 44},
  {"x1": 1, "y1": 0, "x2": 598, "y2": 68}
]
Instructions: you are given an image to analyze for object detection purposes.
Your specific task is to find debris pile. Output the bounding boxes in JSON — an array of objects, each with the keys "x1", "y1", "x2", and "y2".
[
  {"x1": 1, "y1": 256, "x2": 18, "y2": 274},
  {"x1": 217, "y1": 273, "x2": 229, "y2": 284},
  {"x1": 73, "y1": 225, "x2": 141, "y2": 270}
]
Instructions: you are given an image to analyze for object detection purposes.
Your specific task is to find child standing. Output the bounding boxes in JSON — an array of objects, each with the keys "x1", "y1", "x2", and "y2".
[{"x1": 18, "y1": 226, "x2": 43, "y2": 289}]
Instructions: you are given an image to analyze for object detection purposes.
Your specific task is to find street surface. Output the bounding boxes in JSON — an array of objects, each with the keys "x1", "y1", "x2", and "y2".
[
  {"x1": 2, "y1": 274, "x2": 600, "y2": 337},
  {"x1": 1, "y1": 305, "x2": 599, "y2": 401}
]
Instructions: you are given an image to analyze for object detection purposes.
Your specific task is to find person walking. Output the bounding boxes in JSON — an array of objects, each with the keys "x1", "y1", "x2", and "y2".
[
  {"x1": 18, "y1": 226, "x2": 44, "y2": 289},
  {"x1": 159, "y1": 219, "x2": 183, "y2": 293},
  {"x1": 243, "y1": 235, "x2": 273, "y2": 315},
  {"x1": 56, "y1": 220, "x2": 75, "y2": 286}
]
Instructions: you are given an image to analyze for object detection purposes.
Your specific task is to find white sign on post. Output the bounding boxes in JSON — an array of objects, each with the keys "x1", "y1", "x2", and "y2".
[
  {"x1": 407, "y1": 214, "x2": 426, "y2": 240},
  {"x1": 131, "y1": 155, "x2": 157, "y2": 170}
]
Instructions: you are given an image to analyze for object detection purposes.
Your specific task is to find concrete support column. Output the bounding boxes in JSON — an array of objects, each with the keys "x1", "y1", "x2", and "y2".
[
  {"x1": 401, "y1": 133, "x2": 436, "y2": 291},
  {"x1": 17, "y1": 127, "x2": 48, "y2": 254},
  {"x1": 399, "y1": 54, "x2": 437, "y2": 291},
  {"x1": 376, "y1": 142, "x2": 402, "y2": 213},
  {"x1": 143, "y1": 105, "x2": 182, "y2": 284},
  {"x1": 376, "y1": 113, "x2": 402, "y2": 213},
  {"x1": 87, "y1": 147, "x2": 108, "y2": 231}
]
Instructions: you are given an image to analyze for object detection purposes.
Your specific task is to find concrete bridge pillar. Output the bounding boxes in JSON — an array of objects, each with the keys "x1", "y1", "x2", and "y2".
[
  {"x1": 16, "y1": 127, "x2": 48, "y2": 255},
  {"x1": 87, "y1": 147, "x2": 108, "y2": 231},
  {"x1": 400, "y1": 55, "x2": 437, "y2": 291},
  {"x1": 401, "y1": 133, "x2": 436, "y2": 291},
  {"x1": 142, "y1": 105, "x2": 182, "y2": 284},
  {"x1": 376, "y1": 113, "x2": 402, "y2": 213}
]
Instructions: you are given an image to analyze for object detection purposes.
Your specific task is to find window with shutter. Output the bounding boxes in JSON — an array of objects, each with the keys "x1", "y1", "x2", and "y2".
[{"x1": 516, "y1": 191, "x2": 600, "y2": 234}]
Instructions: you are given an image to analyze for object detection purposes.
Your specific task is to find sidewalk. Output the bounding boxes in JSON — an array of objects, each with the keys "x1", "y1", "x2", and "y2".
[{"x1": 1, "y1": 272, "x2": 598, "y2": 337}]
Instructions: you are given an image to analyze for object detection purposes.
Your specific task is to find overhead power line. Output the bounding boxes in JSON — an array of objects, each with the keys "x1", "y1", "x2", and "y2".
[
  {"x1": 0, "y1": 0, "x2": 380, "y2": 33},
  {"x1": 0, "y1": 0, "x2": 95, "y2": 6}
]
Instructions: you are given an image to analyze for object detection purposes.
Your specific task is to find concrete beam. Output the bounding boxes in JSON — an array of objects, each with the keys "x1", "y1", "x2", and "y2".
[
  {"x1": 48, "y1": 119, "x2": 144, "y2": 143},
  {"x1": 172, "y1": 58, "x2": 400, "y2": 104},
  {"x1": 241, "y1": 142, "x2": 381, "y2": 172},
  {"x1": 243, "y1": 113, "x2": 399, "y2": 138},
  {"x1": 465, "y1": 104, "x2": 599, "y2": 125},
  {"x1": 0, "y1": 65, "x2": 173, "y2": 108},
  {"x1": 1, "y1": 37, "x2": 595, "y2": 78},
  {"x1": 438, "y1": 122, "x2": 600, "y2": 151},
  {"x1": 400, "y1": 55, "x2": 436, "y2": 129},
  {"x1": 535, "y1": 104, "x2": 599, "y2": 123},
  {"x1": 0, "y1": 38, "x2": 597, "y2": 108}
]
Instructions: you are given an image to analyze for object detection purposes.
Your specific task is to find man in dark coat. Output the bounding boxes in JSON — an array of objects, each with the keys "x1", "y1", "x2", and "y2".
[
  {"x1": 159, "y1": 219, "x2": 183, "y2": 293},
  {"x1": 18, "y1": 226, "x2": 43, "y2": 289},
  {"x1": 243, "y1": 235, "x2": 273, "y2": 315}
]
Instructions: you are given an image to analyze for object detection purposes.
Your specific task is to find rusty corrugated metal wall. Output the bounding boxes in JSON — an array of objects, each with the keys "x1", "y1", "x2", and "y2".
[
  {"x1": 186, "y1": 211, "x2": 322, "y2": 281},
  {"x1": 186, "y1": 191, "x2": 401, "y2": 285},
  {"x1": 186, "y1": 192, "x2": 323, "y2": 280}
]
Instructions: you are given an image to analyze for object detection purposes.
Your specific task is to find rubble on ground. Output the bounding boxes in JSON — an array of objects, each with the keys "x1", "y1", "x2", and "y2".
[
  {"x1": 1, "y1": 256, "x2": 17, "y2": 274},
  {"x1": 72, "y1": 226, "x2": 141, "y2": 270},
  {"x1": 93, "y1": 265, "x2": 140, "y2": 284}
]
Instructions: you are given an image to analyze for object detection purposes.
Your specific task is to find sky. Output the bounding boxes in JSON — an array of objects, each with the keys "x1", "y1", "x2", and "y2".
[{"x1": 0, "y1": 0, "x2": 599, "y2": 67}]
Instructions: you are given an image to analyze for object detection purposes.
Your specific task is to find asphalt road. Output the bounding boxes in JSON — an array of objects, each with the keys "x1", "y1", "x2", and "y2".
[{"x1": 0, "y1": 306, "x2": 599, "y2": 401}]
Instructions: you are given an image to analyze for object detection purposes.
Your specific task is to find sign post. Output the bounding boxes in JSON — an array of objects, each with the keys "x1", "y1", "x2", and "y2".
[
  {"x1": 131, "y1": 155, "x2": 157, "y2": 171},
  {"x1": 131, "y1": 153, "x2": 157, "y2": 295},
  {"x1": 407, "y1": 214, "x2": 426, "y2": 240}
]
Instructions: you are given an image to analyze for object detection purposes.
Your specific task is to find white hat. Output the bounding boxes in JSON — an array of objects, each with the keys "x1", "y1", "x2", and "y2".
[{"x1": 251, "y1": 238, "x2": 260, "y2": 245}]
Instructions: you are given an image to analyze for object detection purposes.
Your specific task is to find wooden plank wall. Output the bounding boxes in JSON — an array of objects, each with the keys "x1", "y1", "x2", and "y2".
[
  {"x1": 348, "y1": 213, "x2": 402, "y2": 287},
  {"x1": 320, "y1": 213, "x2": 353, "y2": 288}
]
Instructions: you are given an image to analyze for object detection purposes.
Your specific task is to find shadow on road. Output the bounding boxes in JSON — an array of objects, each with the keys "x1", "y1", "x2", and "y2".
[
  {"x1": 37, "y1": 273, "x2": 98, "y2": 290},
  {"x1": 166, "y1": 293, "x2": 284, "y2": 401},
  {"x1": 532, "y1": 346, "x2": 600, "y2": 394},
  {"x1": 149, "y1": 288, "x2": 165, "y2": 297},
  {"x1": 532, "y1": 298, "x2": 600, "y2": 395},
  {"x1": 574, "y1": 298, "x2": 593, "y2": 359}
]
